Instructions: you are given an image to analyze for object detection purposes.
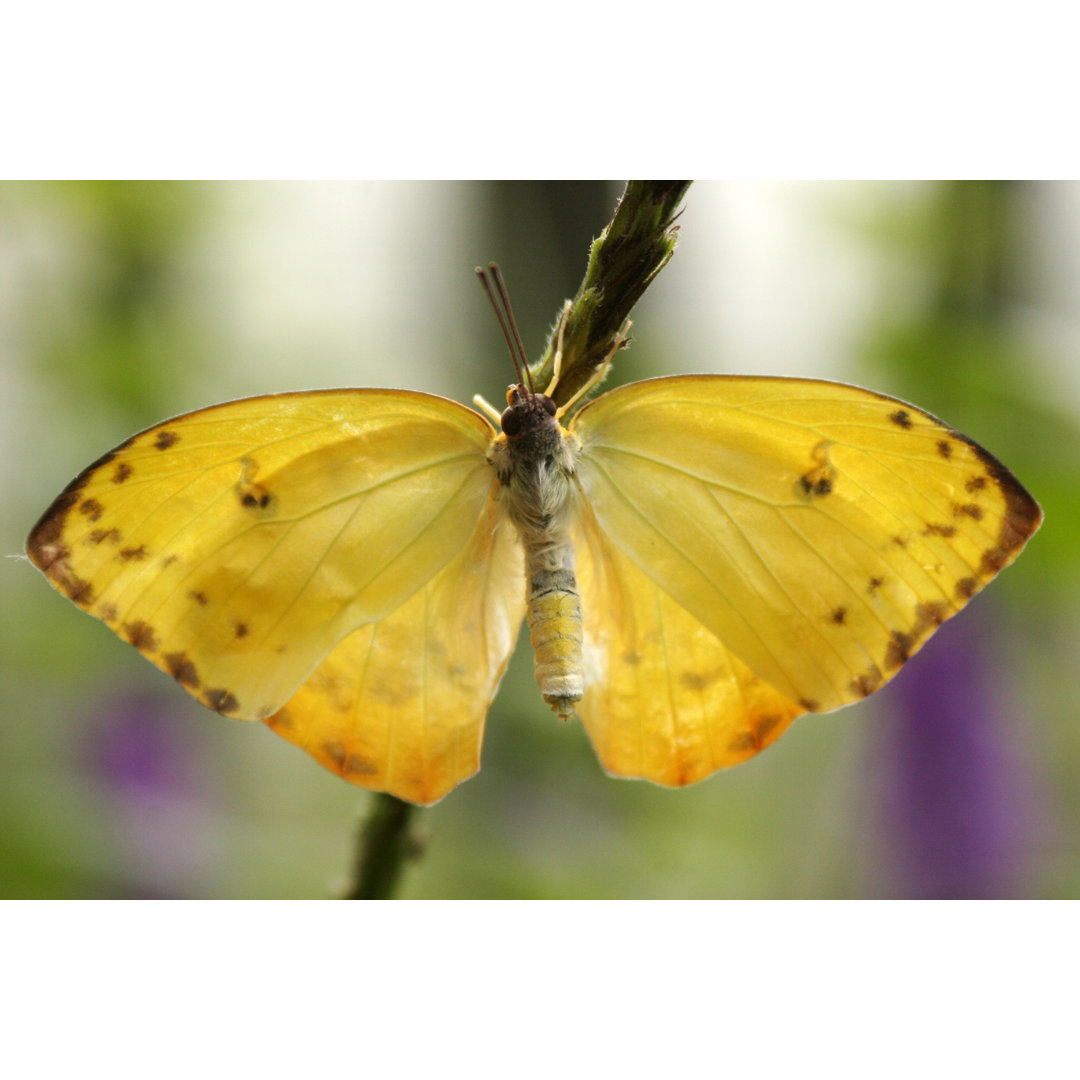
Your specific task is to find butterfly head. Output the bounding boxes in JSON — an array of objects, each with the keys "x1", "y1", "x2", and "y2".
[{"x1": 500, "y1": 385, "x2": 557, "y2": 438}]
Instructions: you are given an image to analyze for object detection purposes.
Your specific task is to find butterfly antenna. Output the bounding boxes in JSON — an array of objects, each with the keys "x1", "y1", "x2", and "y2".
[{"x1": 475, "y1": 263, "x2": 534, "y2": 399}]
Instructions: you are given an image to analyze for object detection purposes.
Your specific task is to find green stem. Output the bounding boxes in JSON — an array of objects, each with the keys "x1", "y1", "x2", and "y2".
[
  {"x1": 341, "y1": 793, "x2": 422, "y2": 900},
  {"x1": 532, "y1": 180, "x2": 691, "y2": 408}
]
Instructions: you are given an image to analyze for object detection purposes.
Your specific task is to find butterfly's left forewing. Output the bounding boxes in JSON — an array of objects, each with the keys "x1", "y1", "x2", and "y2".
[{"x1": 28, "y1": 389, "x2": 501, "y2": 726}]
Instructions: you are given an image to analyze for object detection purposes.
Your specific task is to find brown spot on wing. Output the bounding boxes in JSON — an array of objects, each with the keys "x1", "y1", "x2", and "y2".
[
  {"x1": 923, "y1": 522, "x2": 956, "y2": 538},
  {"x1": 78, "y1": 498, "x2": 104, "y2": 522},
  {"x1": 966, "y1": 476, "x2": 987, "y2": 492},
  {"x1": 238, "y1": 485, "x2": 276, "y2": 514},
  {"x1": 680, "y1": 669, "x2": 715, "y2": 691},
  {"x1": 980, "y1": 547, "x2": 1011, "y2": 575},
  {"x1": 799, "y1": 473, "x2": 834, "y2": 496},
  {"x1": 851, "y1": 666, "x2": 883, "y2": 698},
  {"x1": 320, "y1": 739, "x2": 378, "y2": 776},
  {"x1": 956, "y1": 577, "x2": 978, "y2": 599},
  {"x1": 937, "y1": 440, "x2": 953, "y2": 459},
  {"x1": 913, "y1": 601, "x2": 947, "y2": 633},
  {"x1": 342, "y1": 757, "x2": 378, "y2": 777},
  {"x1": 756, "y1": 714, "x2": 783, "y2": 741},
  {"x1": 234, "y1": 621, "x2": 249, "y2": 639},
  {"x1": 118, "y1": 544, "x2": 149, "y2": 562},
  {"x1": 88, "y1": 527, "x2": 122, "y2": 545},
  {"x1": 123, "y1": 620, "x2": 159, "y2": 652},
  {"x1": 952, "y1": 502, "x2": 983, "y2": 521},
  {"x1": 163, "y1": 652, "x2": 200, "y2": 688},
  {"x1": 236, "y1": 460, "x2": 277, "y2": 514},
  {"x1": 188, "y1": 590, "x2": 209, "y2": 606},
  {"x1": 885, "y1": 629, "x2": 915, "y2": 670},
  {"x1": 797, "y1": 441, "x2": 836, "y2": 498},
  {"x1": 113, "y1": 462, "x2": 133, "y2": 483},
  {"x1": 830, "y1": 606, "x2": 847, "y2": 624},
  {"x1": 889, "y1": 409, "x2": 913, "y2": 430},
  {"x1": 727, "y1": 713, "x2": 786, "y2": 754},
  {"x1": 867, "y1": 576, "x2": 885, "y2": 594},
  {"x1": 204, "y1": 688, "x2": 239, "y2": 714},
  {"x1": 726, "y1": 731, "x2": 756, "y2": 753},
  {"x1": 63, "y1": 573, "x2": 95, "y2": 604},
  {"x1": 155, "y1": 430, "x2": 180, "y2": 450},
  {"x1": 798, "y1": 697, "x2": 820, "y2": 712}
]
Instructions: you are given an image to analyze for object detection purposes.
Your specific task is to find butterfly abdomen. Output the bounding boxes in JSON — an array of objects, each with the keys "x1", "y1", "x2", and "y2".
[
  {"x1": 489, "y1": 388, "x2": 585, "y2": 718},
  {"x1": 524, "y1": 539, "x2": 584, "y2": 718}
]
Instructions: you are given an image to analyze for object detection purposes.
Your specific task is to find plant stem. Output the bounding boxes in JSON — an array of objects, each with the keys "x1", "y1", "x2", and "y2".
[
  {"x1": 341, "y1": 793, "x2": 421, "y2": 900},
  {"x1": 533, "y1": 180, "x2": 691, "y2": 408}
]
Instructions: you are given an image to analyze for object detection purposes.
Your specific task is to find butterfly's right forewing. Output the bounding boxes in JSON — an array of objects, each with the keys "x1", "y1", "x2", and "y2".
[{"x1": 572, "y1": 375, "x2": 1040, "y2": 716}]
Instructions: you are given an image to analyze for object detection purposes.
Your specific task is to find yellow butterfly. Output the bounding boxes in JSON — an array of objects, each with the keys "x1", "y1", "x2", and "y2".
[{"x1": 27, "y1": 276, "x2": 1041, "y2": 805}]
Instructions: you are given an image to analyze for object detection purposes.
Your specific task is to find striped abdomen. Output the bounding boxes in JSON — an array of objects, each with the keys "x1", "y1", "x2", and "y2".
[
  {"x1": 524, "y1": 535, "x2": 584, "y2": 718},
  {"x1": 488, "y1": 387, "x2": 585, "y2": 719}
]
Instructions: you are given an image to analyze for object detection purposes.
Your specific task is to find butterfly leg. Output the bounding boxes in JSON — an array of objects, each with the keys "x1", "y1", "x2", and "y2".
[{"x1": 472, "y1": 393, "x2": 504, "y2": 427}]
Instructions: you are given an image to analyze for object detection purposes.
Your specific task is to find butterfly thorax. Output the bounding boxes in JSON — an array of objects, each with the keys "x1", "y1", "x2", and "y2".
[{"x1": 488, "y1": 386, "x2": 584, "y2": 719}]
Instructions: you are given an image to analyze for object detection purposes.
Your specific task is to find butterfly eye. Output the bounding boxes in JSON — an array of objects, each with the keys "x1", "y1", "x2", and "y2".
[
  {"x1": 539, "y1": 395, "x2": 557, "y2": 417},
  {"x1": 501, "y1": 407, "x2": 522, "y2": 436}
]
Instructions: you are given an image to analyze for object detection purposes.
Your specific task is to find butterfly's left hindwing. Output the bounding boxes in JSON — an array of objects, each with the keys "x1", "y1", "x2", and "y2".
[
  {"x1": 571, "y1": 375, "x2": 1041, "y2": 723},
  {"x1": 265, "y1": 488, "x2": 525, "y2": 805},
  {"x1": 27, "y1": 389, "x2": 500, "y2": 728}
]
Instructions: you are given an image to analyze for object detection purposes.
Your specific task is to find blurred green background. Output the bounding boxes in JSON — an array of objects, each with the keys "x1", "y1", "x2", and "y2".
[{"x1": 2, "y1": 181, "x2": 1075, "y2": 898}]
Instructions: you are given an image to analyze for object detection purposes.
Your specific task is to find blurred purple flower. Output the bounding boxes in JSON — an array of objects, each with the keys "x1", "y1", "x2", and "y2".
[
  {"x1": 81, "y1": 691, "x2": 221, "y2": 897},
  {"x1": 88, "y1": 692, "x2": 203, "y2": 797},
  {"x1": 869, "y1": 608, "x2": 1041, "y2": 899}
]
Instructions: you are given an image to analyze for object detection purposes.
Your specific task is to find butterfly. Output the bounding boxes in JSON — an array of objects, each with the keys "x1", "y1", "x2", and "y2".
[{"x1": 27, "y1": 272, "x2": 1042, "y2": 805}]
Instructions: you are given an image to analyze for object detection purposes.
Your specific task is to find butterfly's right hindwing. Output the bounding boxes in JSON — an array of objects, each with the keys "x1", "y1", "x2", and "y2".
[{"x1": 571, "y1": 498, "x2": 805, "y2": 787}]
